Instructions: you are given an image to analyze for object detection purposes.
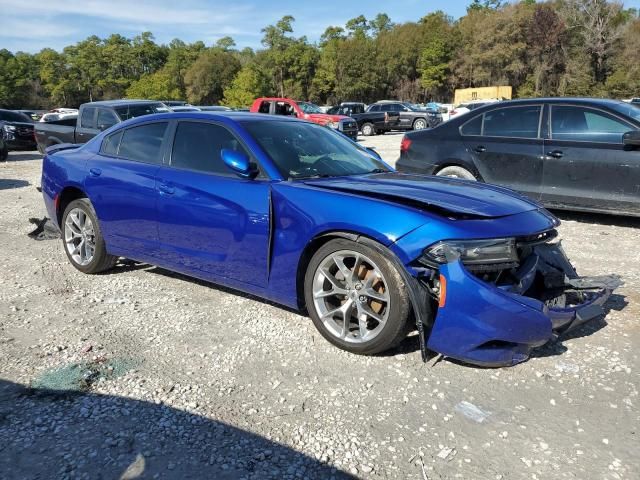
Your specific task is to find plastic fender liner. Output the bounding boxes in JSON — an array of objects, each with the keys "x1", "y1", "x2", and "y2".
[
  {"x1": 353, "y1": 235, "x2": 434, "y2": 362},
  {"x1": 427, "y1": 260, "x2": 552, "y2": 367}
]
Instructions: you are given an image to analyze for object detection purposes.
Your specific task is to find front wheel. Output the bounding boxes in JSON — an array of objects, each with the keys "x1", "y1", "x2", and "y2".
[
  {"x1": 61, "y1": 198, "x2": 117, "y2": 274},
  {"x1": 304, "y1": 239, "x2": 411, "y2": 355},
  {"x1": 361, "y1": 123, "x2": 375, "y2": 136},
  {"x1": 413, "y1": 118, "x2": 428, "y2": 130}
]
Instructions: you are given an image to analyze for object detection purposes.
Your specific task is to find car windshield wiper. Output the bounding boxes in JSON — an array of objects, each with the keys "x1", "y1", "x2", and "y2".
[
  {"x1": 292, "y1": 173, "x2": 340, "y2": 180},
  {"x1": 364, "y1": 168, "x2": 389, "y2": 174}
]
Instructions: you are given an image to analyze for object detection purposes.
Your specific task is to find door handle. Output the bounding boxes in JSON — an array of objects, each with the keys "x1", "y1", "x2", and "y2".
[
  {"x1": 158, "y1": 183, "x2": 175, "y2": 195},
  {"x1": 89, "y1": 168, "x2": 101, "y2": 177},
  {"x1": 546, "y1": 150, "x2": 564, "y2": 159},
  {"x1": 473, "y1": 145, "x2": 486, "y2": 153}
]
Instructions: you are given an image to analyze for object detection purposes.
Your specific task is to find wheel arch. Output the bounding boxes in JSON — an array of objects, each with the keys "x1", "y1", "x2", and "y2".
[
  {"x1": 433, "y1": 160, "x2": 484, "y2": 181},
  {"x1": 295, "y1": 229, "x2": 434, "y2": 355},
  {"x1": 56, "y1": 185, "x2": 88, "y2": 227}
]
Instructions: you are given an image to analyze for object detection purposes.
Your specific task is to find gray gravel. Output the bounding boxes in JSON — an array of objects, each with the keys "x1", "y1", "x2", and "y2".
[{"x1": 0, "y1": 148, "x2": 638, "y2": 479}]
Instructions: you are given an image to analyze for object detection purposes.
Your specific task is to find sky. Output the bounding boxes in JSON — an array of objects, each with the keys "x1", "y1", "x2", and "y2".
[{"x1": 2, "y1": 0, "x2": 640, "y2": 54}]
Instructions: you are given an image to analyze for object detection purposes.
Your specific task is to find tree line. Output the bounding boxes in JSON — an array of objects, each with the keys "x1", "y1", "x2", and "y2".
[{"x1": 1, "y1": 0, "x2": 638, "y2": 110}]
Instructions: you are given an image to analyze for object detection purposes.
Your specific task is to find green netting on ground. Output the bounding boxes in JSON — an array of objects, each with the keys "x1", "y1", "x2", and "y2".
[{"x1": 32, "y1": 358, "x2": 139, "y2": 392}]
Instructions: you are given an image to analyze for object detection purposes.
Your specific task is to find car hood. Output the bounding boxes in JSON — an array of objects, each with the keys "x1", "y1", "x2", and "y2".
[{"x1": 303, "y1": 172, "x2": 542, "y2": 219}]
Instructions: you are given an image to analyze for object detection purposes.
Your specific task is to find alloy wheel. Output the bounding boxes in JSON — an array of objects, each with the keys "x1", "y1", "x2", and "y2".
[
  {"x1": 312, "y1": 250, "x2": 390, "y2": 343},
  {"x1": 64, "y1": 207, "x2": 96, "y2": 266}
]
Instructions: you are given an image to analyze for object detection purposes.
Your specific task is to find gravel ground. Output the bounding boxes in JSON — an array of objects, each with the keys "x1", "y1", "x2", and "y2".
[{"x1": 0, "y1": 146, "x2": 638, "y2": 480}]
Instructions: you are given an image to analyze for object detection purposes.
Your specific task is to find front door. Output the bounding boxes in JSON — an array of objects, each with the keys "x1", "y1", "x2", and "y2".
[
  {"x1": 541, "y1": 104, "x2": 640, "y2": 215},
  {"x1": 156, "y1": 120, "x2": 270, "y2": 287},
  {"x1": 462, "y1": 104, "x2": 545, "y2": 201}
]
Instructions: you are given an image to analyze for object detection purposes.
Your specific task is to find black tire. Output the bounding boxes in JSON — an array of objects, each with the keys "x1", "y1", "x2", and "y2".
[
  {"x1": 61, "y1": 198, "x2": 117, "y2": 274},
  {"x1": 0, "y1": 145, "x2": 7, "y2": 162},
  {"x1": 361, "y1": 123, "x2": 376, "y2": 136},
  {"x1": 435, "y1": 165, "x2": 477, "y2": 181},
  {"x1": 413, "y1": 118, "x2": 428, "y2": 130},
  {"x1": 304, "y1": 238, "x2": 411, "y2": 355}
]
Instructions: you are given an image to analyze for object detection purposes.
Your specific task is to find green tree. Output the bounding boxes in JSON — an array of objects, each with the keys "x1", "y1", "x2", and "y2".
[
  {"x1": 184, "y1": 49, "x2": 240, "y2": 104},
  {"x1": 223, "y1": 63, "x2": 271, "y2": 107}
]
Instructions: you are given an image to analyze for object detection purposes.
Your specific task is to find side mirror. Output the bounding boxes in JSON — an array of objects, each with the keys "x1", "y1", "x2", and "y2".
[
  {"x1": 623, "y1": 130, "x2": 640, "y2": 147},
  {"x1": 221, "y1": 149, "x2": 257, "y2": 178}
]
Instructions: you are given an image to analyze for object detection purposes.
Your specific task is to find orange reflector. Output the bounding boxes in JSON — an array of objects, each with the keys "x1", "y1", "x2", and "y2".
[{"x1": 438, "y1": 274, "x2": 447, "y2": 308}]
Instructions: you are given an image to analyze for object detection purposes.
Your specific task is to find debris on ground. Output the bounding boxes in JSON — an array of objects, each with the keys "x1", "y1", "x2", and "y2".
[
  {"x1": 454, "y1": 401, "x2": 491, "y2": 423},
  {"x1": 31, "y1": 357, "x2": 137, "y2": 392},
  {"x1": 27, "y1": 217, "x2": 60, "y2": 240}
]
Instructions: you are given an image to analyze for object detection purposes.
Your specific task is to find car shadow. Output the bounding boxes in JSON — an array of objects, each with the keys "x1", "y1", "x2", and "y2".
[
  {"x1": 0, "y1": 378, "x2": 355, "y2": 479},
  {"x1": 552, "y1": 210, "x2": 640, "y2": 228},
  {"x1": 5, "y1": 151, "x2": 42, "y2": 162},
  {"x1": 0, "y1": 179, "x2": 30, "y2": 190}
]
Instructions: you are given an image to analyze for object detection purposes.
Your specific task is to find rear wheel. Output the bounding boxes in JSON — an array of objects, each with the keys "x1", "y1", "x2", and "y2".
[
  {"x1": 361, "y1": 123, "x2": 375, "y2": 136},
  {"x1": 436, "y1": 166, "x2": 477, "y2": 181},
  {"x1": 61, "y1": 198, "x2": 117, "y2": 274},
  {"x1": 304, "y1": 239, "x2": 411, "y2": 355}
]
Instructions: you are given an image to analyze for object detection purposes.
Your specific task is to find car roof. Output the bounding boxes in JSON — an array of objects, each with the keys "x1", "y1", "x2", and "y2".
[
  {"x1": 120, "y1": 111, "x2": 302, "y2": 128},
  {"x1": 83, "y1": 99, "x2": 165, "y2": 107},
  {"x1": 478, "y1": 97, "x2": 629, "y2": 108}
]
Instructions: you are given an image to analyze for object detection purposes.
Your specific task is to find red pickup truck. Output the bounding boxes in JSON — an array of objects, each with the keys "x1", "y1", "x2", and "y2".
[{"x1": 250, "y1": 97, "x2": 358, "y2": 140}]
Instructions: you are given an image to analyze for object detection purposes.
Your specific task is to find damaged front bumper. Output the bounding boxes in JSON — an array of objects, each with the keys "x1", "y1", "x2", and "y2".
[{"x1": 418, "y1": 243, "x2": 621, "y2": 367}]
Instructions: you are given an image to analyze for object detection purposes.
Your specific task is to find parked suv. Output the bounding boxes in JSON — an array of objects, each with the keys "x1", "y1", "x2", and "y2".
[
  {"x1": 327, "y1": 102, "x2": 400, "y2": 136},
  {"x1": 0, "y1": 109, "x2": 36, "y2": 152},
  {"x1": 367, "y1": 101, "x2": 442, "y2": 131},
  {"x1": 250, "y1": 98, "x2": 358, "y2": 140}
]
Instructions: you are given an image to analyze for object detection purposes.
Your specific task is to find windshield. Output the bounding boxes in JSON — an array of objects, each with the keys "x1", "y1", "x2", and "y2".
[
  {"x1": 242, "y1": 120, "x2": 390, "y2": 179},
  {"x1": 611, "y1": 102, "x2": 640, "y2": 122},
  {"x1": 297, "y1": 102, "x2": 323, "y2": 114},
  {"x1": 114, "y1": 102, "x2": 170, "y2": 120},
  {"x1": 0, "y1": 110, "x2": 33, "y2": 123}
]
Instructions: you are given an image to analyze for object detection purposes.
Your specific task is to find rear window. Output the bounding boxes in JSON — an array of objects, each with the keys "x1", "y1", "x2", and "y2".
[
  {"x1": 101, "y1": 131, "x2": 123, "y2": 156},
  {"x1": 460, "y1": 115, "x2": 482, "y2": 136},
  {"x1": 257, "y1": 101, "x2": 271, "y2": 114},
  {"x1": 0, "y1": 110, "x2": 33, "y2": 122},
  {"x1": 114, "y1": 103, "x2": 169, "y2": 121},
  {"x1": 81, "y1": 107, "x2": 96, "y2": 129},
  {"x1": 118, "y1": 122, "x2": 168, "y2": 163},
  {"x1": 482, "y1": 106, "x2": 541, "y2": 138}
]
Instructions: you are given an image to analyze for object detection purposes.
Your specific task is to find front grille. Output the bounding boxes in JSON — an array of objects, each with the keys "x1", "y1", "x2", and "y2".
[{"x1": 341, "y1": 122, "x2": 357, "y2": 130}]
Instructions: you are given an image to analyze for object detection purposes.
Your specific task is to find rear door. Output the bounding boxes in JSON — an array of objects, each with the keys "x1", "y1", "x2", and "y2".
[
  {"x1": 541, "y1": 104, "x2": 640, "y2": 214},
  {"x1": 461, "y1": 104, "x2": 545, "y2": 201},
  {"x1": 76, "y1": 107, "x2": 100, "y2": 143},
  {"x1": 85, "y1": 121, "x2": 169, "y2": 256},
  {"x1": 156, "y1": 120, "x2": 270, "y2": 286}
]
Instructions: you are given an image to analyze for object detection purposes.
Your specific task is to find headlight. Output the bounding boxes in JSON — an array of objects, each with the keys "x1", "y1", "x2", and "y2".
[
  {"x1": 326, "y1": 121, "x2": 339, "y2": 129},
  {"x1": 3, "y1": 125, "x2": 16, "y2": 132},
  {"x1": 419, "y1": 238, "x2": 518, "y2": 266}
]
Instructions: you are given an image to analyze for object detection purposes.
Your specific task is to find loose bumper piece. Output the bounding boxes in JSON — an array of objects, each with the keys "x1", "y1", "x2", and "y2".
[{"x1": 422, "y1": 243, "x2": 621, "y2": 367}]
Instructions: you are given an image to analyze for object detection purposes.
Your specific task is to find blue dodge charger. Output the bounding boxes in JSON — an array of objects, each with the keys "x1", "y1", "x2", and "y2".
[{"x1": 41, "y1": 112, "x2": 620, "y2": 367}]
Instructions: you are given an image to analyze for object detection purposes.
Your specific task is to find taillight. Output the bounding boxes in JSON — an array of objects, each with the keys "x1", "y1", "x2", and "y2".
[
  {"x1": 384, "y1": 112, "x2": 389, "y2": 122},
  {"x1": 400, "y1": 136, "x2": 412, "y2": 154}
]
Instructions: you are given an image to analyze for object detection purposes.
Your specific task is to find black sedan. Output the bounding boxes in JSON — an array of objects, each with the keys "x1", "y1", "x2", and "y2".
[{"x1": 396, "y1": 98, "x2": 640, "y2": 217}]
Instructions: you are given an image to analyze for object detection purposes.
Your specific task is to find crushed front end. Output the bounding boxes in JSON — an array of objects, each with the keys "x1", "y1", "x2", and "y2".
[{"x1": 409, "y1": 230, "x2": 622, "y2": 367}]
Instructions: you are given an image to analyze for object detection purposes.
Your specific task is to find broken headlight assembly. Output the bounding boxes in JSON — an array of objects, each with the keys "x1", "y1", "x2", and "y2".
[{"x1": 418, "y1": 238, "x2": 519, "y2": 268}]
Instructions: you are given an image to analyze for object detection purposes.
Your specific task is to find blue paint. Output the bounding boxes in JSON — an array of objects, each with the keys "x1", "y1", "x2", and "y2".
[{"x1": 41, "y1": 112, "x2": 616, "y2": 367}]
